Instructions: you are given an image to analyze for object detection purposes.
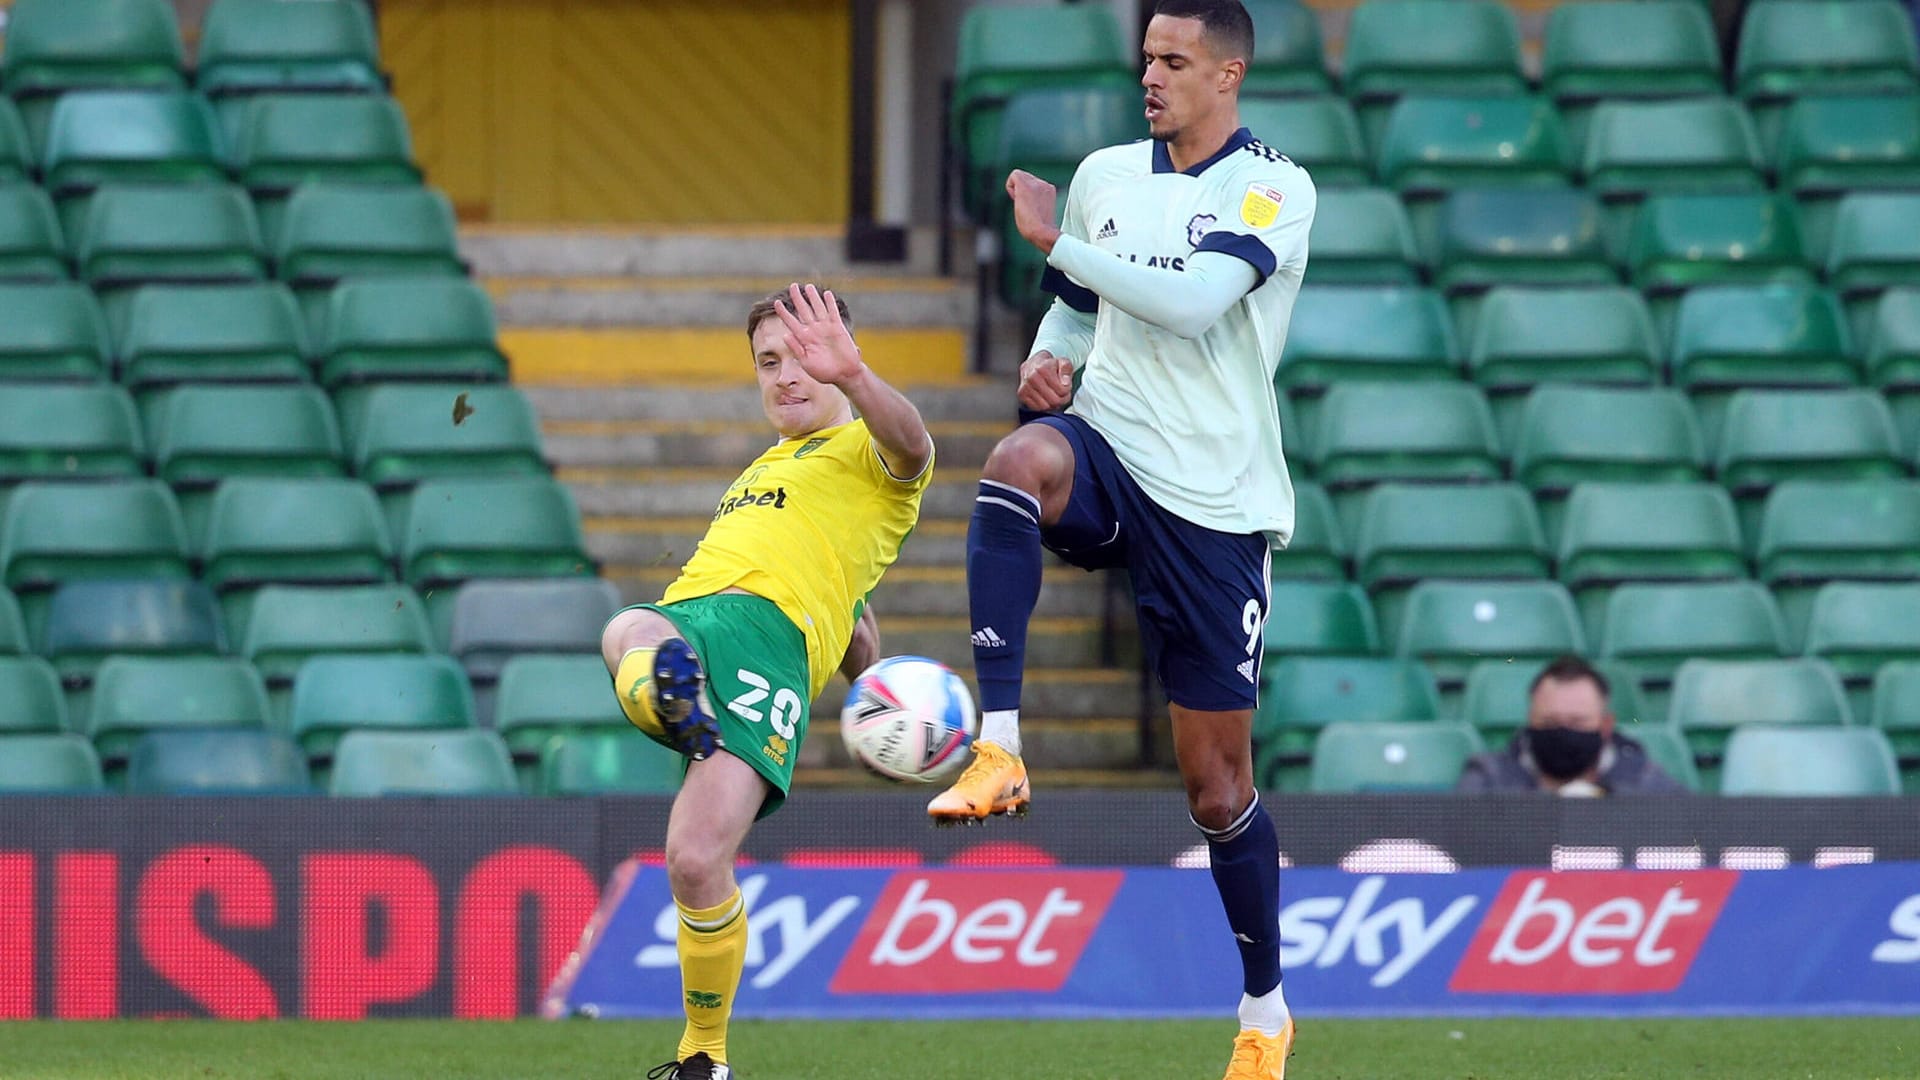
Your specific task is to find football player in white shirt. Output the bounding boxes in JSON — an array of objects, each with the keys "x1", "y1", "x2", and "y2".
[{"x1": 930, "y1": 2, "x2": 1311, "y2": 1075}]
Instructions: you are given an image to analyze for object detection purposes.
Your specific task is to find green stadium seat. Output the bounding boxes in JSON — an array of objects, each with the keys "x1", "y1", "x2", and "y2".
[
  {"x1": 1256, "y1": 656, "x2": 1441, "y2": 790},
  {"x1": 1736, "y1": 0, "x2": 1920, "y2": 103},
  {"x1": 241, "y1": 583, "x2": 431, "y2": 688},
  {"x1": 1866, "y1": 290, "x2": 1920, "y2": 457},
  {"x1": 350, "y1": 384, "x2": 544, "y2": 491},
  {"x1": 0, "y1": 186, "x2": 69, "y2": 285},
  {"x1": 986, "y1": 84, "x2": 1145, "y2": 227},
  {"x1": 86, "y1": 655, "x2": 268, "y2": 769},
  {"x1": 1241, "y1": 98, "x2": 1367, "y2": 187},
  {"x1": 1467, "y1": 287, "x2": 1660, "y2": 402},
  {"x1": 1432, "y1": 187, "x2": 1613, "y2": 294},
  {"x1": 125, "y1": 728, "x2": 310, "y2": 793},
  {"x1": 1354, "y1": 483, "x2": 1547, "y2": 603},
  {"x1": 233, "y1": 95, "x2": 414, "y2": 221},
  {"x1": 0, "y1": 591, "x2": 23, "y2": 655},
  {"x1": 1557, "y1": 482, "x2": 1746, "y2": 632},
  {"x1": 1776, "y1": 96, "x2": 1920, "y2": 249},
  {"x1": 1458, "y1": 658, "x2": 1656, "y2": 746},
  {"x1": 1309, "y1": 721, "x2": 1483, "y2": 793},
  {"x1": 1394, "y1": 580, "x2": 1585, "y2": 692},
  {"x1": 1543, "y1": 1, "x2": 1723, "y2": 104},
  {"x1": 39, "y1": 90, "x2": 225, "y2": 218},
  {"x1": 1720, "y1": 726, "x2": 1900, "y2": 796},
  {"x1": 274, "y1": 184, "x2": 463, "y2": 288},
  {"x1": 0, "y1": 101, "x2": 31, "y2": 184},
  {"x1": 1671, "y1": 657, "x2": 1852, "y2": 770},
  {"x1": 0, "y1": 0, "x2": 185, "y2": 150},
  {"x1": 446, "y1": 577, "x2": 621, "y2": 686},
  {"x1": 200, "y1": 478, "x2": 393, "y2": 595},
  {"x1": 1, "y1": 482, "x2": 188, "y2": 595},
  {"x1": 1804, "y1": 582, "x2": 1920, "y2": 720},
  {"x1": 291, "y1": 653, "x2": 473, "y2": 765},
  {"x1": 1304, "y1": 189, "x2": 1420, "y2": 285},
  {"x1": 1756, "y1": 481, "x2": 1920, "y2": 638},
  {"x1": 1342, "y1": 0, "x2": 1526, "y2": 148},
  {"x1": 40, "y1": 580, "x2": 224, "y2": 690},
  {"x1": 315, "y1": 278, "x2": 506, "y2": 386},
  {"x1": 1870, "y1": 661, "x2": 1920, "y2": 786},
  {"x1": 1240, "y1": 0, "x2": 1332, "y2": 97},
  {"x1": 1378, "y1": 96, "x2": 1572, "y2": 196},
  {"x1": 1261, "y1": 580, "x2": 1379, "y2": 660},
  {"x1": 1600, "y1": 581, "x2": 1788, "y2": 721},
  {"x1": 1582, "y1": 98, "x2": 1765, "y2": 202},
  {"x1": 0, "y1": 733, "x2": 104, "y2": 792},
  {"x1": 950, "y1": 4, "x2": 1132, "y2": 219},
  {"x1": 538, "y1": 730, "x2": 681, "y2": 796},
  {"x1": 0, "y1": 283, "x2": 106, "y2": 383},
  {"x1": 196, "y1": 0, "x2": 384, "y2": 98},
  {"x1": 1278, "y1": 287, "x2": 1459, "y2": 393},
  {"x1": 76, "y1": 184, "x2": 265, "y2": 289},
  {"x1": 150, "y1": 385, "x2": 343, "y2": 488},
  {"x1": 496, "y1": 653, "x2": 627, "y2": 775},
  {"x1": 1271, "y1": 481, "x2": 1347, "y2": 581},
  {"x1": 1513, "y1": 386, "x2": 1704, "y2": 496},
  {"x1": 1715, "y1": 392, "x2": 1907, "y2": 537},
  {"x1": 1622, "y1": 724, "x2": 1702, "y2": 791},
  {"x1": 1628, "y1": 193, "x2": 1813, "y2": 294},
  {"x1": 116, "y1": 282, "x2": 308, "y2": 387},
  {"x1": 0, "y1": 384, "x2": 142, "y2": 483},
  {"x1": 0, "y1": 655, "x2": 66, "y2": 733},
  {"x1": 1826, "y1": 193, "x2": 1920, "y2": 296},
  {"x1": 1308, "y1": 384, "x2": 1500, "y2": 515},
  {"x1": 399, "y1": 477, "x2": 591, "y2": 589},
  {"x1": 1670, "y1": 286, "x2": 1858, "y2": 440},
  {"x1": 329, "y1": 728, "x2": 515, "y2": 796}
]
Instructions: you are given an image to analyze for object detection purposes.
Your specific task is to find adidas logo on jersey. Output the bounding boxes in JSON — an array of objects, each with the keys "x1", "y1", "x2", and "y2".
[
  {"x1": 1095, "y1": 218, "x2": 1118, "y2": 240},
  {"x1": 971, "y1": 627, "x2": 1008, "y2": 648},
  {"x1": 1236, "y1": 659, "x2": 1257, "y2": 685}
]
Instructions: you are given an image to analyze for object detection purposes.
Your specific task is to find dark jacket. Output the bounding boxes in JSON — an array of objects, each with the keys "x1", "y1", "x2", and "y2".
[{"x1": 1457, "y1": 731, "x2": 1689, "y2": 795}]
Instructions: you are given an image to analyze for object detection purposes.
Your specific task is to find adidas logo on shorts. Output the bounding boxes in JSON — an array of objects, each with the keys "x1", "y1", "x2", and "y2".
[
  {"x1": 1236, "y1": 659, "x2": 1257, "y2": 685},
  {"x1": 971, "y1": 627, "x2": 1008, "y2": 648}
]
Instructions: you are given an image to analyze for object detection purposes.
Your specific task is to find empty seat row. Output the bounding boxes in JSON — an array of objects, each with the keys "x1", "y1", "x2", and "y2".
[{"x1": 0, "y1": 385, "x2": 542, "y2": 490}]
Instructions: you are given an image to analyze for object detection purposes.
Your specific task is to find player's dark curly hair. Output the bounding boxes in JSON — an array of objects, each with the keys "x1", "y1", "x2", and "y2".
[
  {"x1": 1153, "y1": 0, "x2": 1255, "y2": 62},
  {"x1": 1530, "y1": 655, "x2": 1611, "y2": 700}
]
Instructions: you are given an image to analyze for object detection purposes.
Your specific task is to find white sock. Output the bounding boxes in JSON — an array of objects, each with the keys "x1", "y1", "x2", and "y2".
[
  {"x1": 1238, "y1": 983, "x2": 1290, "y2": 1037},
  {"x1": 979, "y1": 710, "x2": 1021, "y2": 756}
]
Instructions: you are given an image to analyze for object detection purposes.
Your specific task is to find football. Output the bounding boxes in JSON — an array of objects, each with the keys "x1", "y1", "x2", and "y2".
[{"x1": 839, "y1": 655, "x2": 978, "y2": 783}]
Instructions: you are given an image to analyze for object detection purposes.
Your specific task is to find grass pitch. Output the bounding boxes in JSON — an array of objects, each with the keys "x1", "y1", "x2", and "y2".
[{"x1": 0, "y1": 1017, "x2": 1914, "y2": 1079}]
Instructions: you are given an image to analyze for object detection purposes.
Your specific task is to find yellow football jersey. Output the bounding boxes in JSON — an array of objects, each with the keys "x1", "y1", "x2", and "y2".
[{"x1": 661, "y1": 419, "x2": 932, "y2": 699}]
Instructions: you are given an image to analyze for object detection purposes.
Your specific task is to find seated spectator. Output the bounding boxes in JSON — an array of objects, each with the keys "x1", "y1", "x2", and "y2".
[{"x1": 1458, "y1": 655, "x2": 1686, "y2": 796}]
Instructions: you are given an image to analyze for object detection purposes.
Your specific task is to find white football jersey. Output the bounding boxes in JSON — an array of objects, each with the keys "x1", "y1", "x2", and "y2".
[{"x1": 1041, "y1": 126, "x2": 1315, "y2": 546}]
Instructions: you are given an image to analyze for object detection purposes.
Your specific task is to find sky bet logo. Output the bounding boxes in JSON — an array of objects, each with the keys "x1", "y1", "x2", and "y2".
[{"x1": 712, "y1": 486, "x2": 789, "y2": 521}]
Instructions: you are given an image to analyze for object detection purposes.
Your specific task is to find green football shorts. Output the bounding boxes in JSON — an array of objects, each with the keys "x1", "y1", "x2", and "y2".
[{"x1": 616, "y1": 593, "x2": 811, "y2": 819}]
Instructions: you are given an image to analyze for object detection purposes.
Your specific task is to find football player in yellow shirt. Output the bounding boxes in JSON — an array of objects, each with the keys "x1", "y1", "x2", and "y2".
[{"x1": 600, "y1": 283, "x2": 933, "y2": 1080}]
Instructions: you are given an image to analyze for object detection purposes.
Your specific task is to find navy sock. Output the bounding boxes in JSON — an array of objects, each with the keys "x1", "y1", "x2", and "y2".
[
  {"x1": 1200, "y1": 795, "x2": 1282, "y2": 997},
  {"x1": 967, "y1": 480, "x2": 1043, "y2": 713}
]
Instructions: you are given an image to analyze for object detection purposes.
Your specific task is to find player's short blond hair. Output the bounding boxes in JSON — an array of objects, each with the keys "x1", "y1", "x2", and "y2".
[{"x1": 746, "y1": 289, "x2": 854, "y2": 341}]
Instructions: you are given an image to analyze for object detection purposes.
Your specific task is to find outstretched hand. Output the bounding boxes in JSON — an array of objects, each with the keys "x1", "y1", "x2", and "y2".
[{"x1": 774, "y1": 283, "x2": 865, "y2": 387}]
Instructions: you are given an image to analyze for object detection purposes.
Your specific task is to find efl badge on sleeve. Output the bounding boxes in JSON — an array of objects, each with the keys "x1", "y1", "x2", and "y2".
[{"x1": 1239, "y1": 183, "x2": 1285, "y2": 229}]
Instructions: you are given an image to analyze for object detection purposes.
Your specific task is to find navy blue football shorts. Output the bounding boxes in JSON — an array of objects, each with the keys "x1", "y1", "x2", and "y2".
[{"x1": 1029, "y1": 412, "x2": 1271, "y2": 712}]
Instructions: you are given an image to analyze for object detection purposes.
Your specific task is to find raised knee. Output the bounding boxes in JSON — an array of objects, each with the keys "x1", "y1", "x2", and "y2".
[{"x1": 982, "y1": 430, "x2": 1068, "y2": 502}]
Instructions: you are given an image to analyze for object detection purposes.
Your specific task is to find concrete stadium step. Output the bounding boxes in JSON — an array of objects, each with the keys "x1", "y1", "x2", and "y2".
[
  {"x1": 811, "y1": 668, "x2": 1136, "y2": 724},
  {"x1": 876, "y1": 616, "x2": 1110, "y2": 671},
  {"x1": 501, "y1": 326, "x2": 970, "y2": 385},
  {"x1": 524, "y1": 384, "x2": 1016, "y2": 423},
  {"x1": 487, "y1": 275, "x2": 971, "y2": 329},
  {"x1": 461, "y1": 225, "x2": 948, "y2": 280},
  {"x1": 567, "y1": 469, "x2": 984, "y2": 520},
  {"x1": 604, "y1": 566, "x2": 1110, "y2": 621},
  {"x1": 797, "y1": 715, "x2": 1143, "y2": 771},
  {"x1": 545, "y1": 419, "x2": 1006, "y2": 470}
]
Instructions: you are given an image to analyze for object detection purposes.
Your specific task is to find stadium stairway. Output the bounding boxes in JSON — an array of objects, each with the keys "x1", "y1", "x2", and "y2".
[{"x1": 465, "y1": 225, "x2": 1151, "y2": 781}]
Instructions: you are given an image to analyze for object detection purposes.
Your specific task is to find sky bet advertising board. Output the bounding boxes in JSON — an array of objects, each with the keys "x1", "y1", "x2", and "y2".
[{"x1": 547, "y1": 862, "x2": 1920, "y2": 1019}]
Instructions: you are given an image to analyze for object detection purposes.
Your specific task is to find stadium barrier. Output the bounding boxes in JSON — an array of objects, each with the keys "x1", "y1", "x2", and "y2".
[{"x1": 1, "y1": 793, "x2": 1916, "y2": 1018}]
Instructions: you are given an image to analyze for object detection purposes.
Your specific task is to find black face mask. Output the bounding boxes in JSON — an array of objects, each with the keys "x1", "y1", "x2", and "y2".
[{"x1": 1528, "y1": 726, "x2": 1604, "y2": 781}]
